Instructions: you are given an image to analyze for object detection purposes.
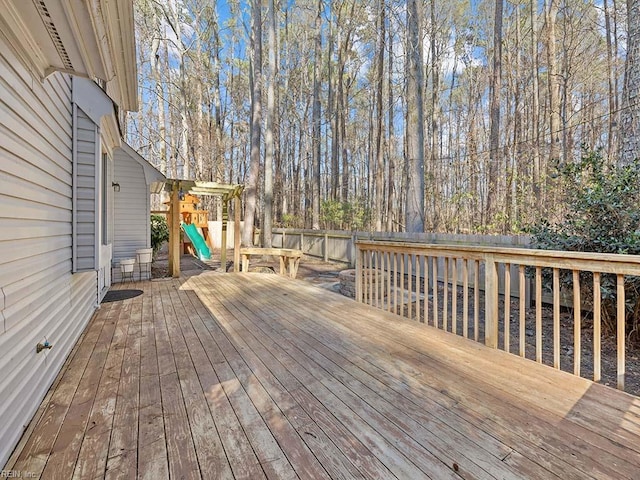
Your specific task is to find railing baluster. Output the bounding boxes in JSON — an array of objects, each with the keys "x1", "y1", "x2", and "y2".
[
  {"x1": 573, "y1": 270, "x2": 581, "y2": 376},
  {"x1": 378, "y1": 250, "x2": 383, "y2": 309},
  {"x1": 362, "y1": 250, "x2": 367, "y2": 304},
  {"x1": 374, "y1": 250, "x2": 380, "y2": 309},
  {"x1": 452, "y1": 258, "x2": 458, "y2": 335},
  {"x1": 617, "y1": 274, "x2": 625, "y2": 390},
  {"x1": 415, "y1": 255, "x2": 421, "y2": 323},
  {"x1": 376, "y1": 251, "x2": 385, "y2": 309},
  {"x1": 433, "y1": 257, "x2": 439, "y2": 329},
  {"x1": 368, "y1": 251, "x2": 373, "y2": 306},
  {"x1": 407, "y1": 254, "x2": 413, "y2": 320},
  {"x1": 485, "y1": 255, "x2": 499, "y2": 348},
  {"x1": 400, "y1": 253, "x2": 405, "y2": 318},
  {"x1": 360, "y1": 250, "x2": 365, "y2": 304},
  {"x1": 536, "y1": 266, "x2": 542, "y2": 363},
  {"x1": 519, "y1": 265, "x2": 525, "y2": 357},
  {"x1": 474, "y1": 260, "x2": 479, "y2": 342},
  {"x1": 553, "y1": 267, "x2": 560, "y2": 369},
  {"x1": 444, "y1": 257, "x2": 449, "y2": 332},
  {"x1": 594, "y1": 272, "x2": 601, "y2": 382},
  {"x1": 365, "y1": 248, "x2": 370, "y2": 304},
  {"x1": 355, "y1": 246, "x2": 362, "y2": 303},
  {"x1": 504, "y1": 263, "x2": 511, "y2": 353},
  {"x1": 424, "y1": 256, "x2": 430, "y2": 325},
  {"x1": 393, "y1": 252, "x2": 399, "y2": 315},
  {"x1": 463, "y1": 259, "x2": 469, "y2": 338},
  {"x1": 386, "y1": 252, "x2": 392, "y2": 312}
]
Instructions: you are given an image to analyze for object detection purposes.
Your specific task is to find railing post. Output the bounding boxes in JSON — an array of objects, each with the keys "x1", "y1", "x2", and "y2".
[
  {"x1": 484, "y1": 255, "x2": 499, "y2": 348},
  {"x1": 355, "y1": 243, "x2": 363, "y2": 303},
  {"x1": 350, "y1": 234, "x2": 356, "y2": 267},
  {"x1": 324, "y1": 233, "x2": 329, "y2": 262}
]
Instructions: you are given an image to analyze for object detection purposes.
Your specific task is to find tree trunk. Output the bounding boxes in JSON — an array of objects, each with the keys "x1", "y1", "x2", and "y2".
[
  {"x1": 405, "y1": 0, "x2": 425, "y2": 233},
  {"x1": 531, "y1": 0, "x2": 542, "y2": 210},
  {"x1": 604, "y1": 0, "x2": 617, "y2": 160},
  {"x1": 243, "y1": 0, "x2": 262, "y2": 247},
  {"x1": 386, "y1": 14, "x2": 396, "y2": 232},
  {"x1": 311, "y1": 0, "x2": 322, "y2": 229},
  {"x1": 487, "y1": 0, "x2": 503, "y2": 229},
  {"x1": 620, "y1": 0, "x2": 640, "y2": 164},
  {"x1": 150, "y1": 12, "x2": 166, "y2": 176},
  {"x1": 545, "y1": 0, "x2": 561, "y2": 165},
  {"x1": 374, "y1": 0, "x2": 386, "y2": 231},
  {"x1": 263, "y1": 0, "x2": 276, "y2": 248}
]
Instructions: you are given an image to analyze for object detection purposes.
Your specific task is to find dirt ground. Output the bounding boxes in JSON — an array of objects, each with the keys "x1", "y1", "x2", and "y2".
[
  {"x1": 150, "y1": 246, "x2": 640, "y2": 397},
  {"x1": 150, "y1": 245, "x2": 348, "y2": 284}
]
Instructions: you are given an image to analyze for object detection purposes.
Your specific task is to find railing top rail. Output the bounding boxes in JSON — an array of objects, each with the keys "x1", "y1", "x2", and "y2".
[{"x1": 356, "y1": 239, "x2": 640, "y2": 275}]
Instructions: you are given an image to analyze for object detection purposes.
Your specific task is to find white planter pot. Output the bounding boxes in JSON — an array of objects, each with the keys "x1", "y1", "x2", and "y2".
[
  {"x1": 120, "y1": 258, "x2": 135, "y2": 273},
  {"x1": 136, "y1": 248, "x2": 153, "y2": 264}
]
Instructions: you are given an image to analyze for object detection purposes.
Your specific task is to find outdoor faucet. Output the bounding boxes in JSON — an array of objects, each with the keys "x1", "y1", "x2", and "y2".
[{"x1": 36, "y1": 341, "x2": 53, "y2": 353}]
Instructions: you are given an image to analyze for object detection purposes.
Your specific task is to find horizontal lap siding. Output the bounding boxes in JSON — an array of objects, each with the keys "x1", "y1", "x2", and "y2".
[
  {"x1": 0, "y1": 32, "x2": 98, "y2": 466},
  {"x1": 113, "y1": 149, "x2": 149, "y2": 280},
  {"x1": 74, "y1": 108, "x2": 98, "y2": 271}
]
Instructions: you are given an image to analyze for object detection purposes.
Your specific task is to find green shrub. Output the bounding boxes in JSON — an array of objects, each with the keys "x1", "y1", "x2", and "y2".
[
  {"x1": 530, "y1": 148, "x2": 640, "y2": 340},
  {"x1": 151, "y1": 214, "x2": 169, "y2": 254},
  {"x1": 321, "y1": 200, "x2": 344, "y2": 229},
  {"x1": 321, "y1": 199, "x2": 371, "y2": 230}
]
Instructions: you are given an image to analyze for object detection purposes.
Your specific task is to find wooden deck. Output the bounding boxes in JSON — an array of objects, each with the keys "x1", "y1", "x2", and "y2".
[{"x1": 6, "y1": 272, "x2": 640, "y2": 479}]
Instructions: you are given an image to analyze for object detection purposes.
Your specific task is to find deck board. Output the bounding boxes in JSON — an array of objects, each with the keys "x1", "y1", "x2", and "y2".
[
  {"x1": 6, "y1": 272, "x2": 640, "y2": 479},
  {"x1": 104, "y1": 292, "x2": 141, "y2": 479}
]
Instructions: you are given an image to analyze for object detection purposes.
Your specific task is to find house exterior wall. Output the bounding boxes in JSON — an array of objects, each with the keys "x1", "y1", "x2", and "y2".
[
  {"x1": 113, "y1": 149, "x2": 151, "y2": 281},
  {"x1": 73, "y1": 107, "x2": 99, "y2": 272},
  {"x1": 0, "y1": 30, "x2": 99, "y2": 466}
]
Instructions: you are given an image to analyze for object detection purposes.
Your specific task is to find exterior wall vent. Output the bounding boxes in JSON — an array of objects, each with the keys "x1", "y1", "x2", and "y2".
[{"x1": 33, "y1": 0, "x2": 74, "y2": 70}]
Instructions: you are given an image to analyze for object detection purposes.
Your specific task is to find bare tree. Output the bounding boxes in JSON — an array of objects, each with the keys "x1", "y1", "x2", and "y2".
[
  {"x1": 263, "y1": 0, "x2": 277, "y2": 247},
  {"x1": 243, "y1": 0, "x2": 262, "y2": 246},
  {"x1": 311, "y1": 0, "x2": 323, "y2": 229},
  {"x1": 374, "y1": 0, "x2": 386, "y2": 231},
  {"x1": 405, "y1": 0, "x2": 425, "y2": 233},
  {"x1": 487, "y1": 0, "x2": 503, "y2": 229},
  {"x1": 620, "y1": 0, "x2": 640, "y2": 164},
  {"x1": 545, "y1": 0, "x2": 561, "y2": 166}
]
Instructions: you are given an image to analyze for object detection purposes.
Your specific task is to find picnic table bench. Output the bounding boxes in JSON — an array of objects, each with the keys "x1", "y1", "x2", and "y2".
[{"x1": 240, "y1": 247, "x2": 303, "y2": 278}]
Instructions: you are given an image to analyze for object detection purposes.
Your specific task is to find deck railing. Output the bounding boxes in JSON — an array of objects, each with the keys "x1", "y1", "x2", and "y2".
[{"x1": 355, "y1": 240, "x2": 640, "y2": 391}]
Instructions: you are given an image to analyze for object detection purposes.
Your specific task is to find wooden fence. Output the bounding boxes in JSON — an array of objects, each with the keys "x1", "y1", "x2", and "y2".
[
  {"x1": 272, "y1": 228, "x2": 531, "y2": 266},
  {"x1": 356, "y1": 240, "x2": 640, "y2": 391}
]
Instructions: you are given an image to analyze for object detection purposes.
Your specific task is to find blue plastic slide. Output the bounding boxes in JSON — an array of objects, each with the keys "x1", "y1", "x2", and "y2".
[{"x1": 182, "y1": 223, "x2": 211, "y2": 260}]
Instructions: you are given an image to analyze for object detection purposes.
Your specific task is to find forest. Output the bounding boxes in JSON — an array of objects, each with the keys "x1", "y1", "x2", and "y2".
[{"x1": 127, "y1": 0, "x2": 637, "y2": 241}]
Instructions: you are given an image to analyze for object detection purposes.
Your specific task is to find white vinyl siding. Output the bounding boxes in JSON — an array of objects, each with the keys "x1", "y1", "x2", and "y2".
[
  {"x1": 0, "y1": 31, "x2": 98, "y2": 467},
  {"x1": 113, "y1": 148, "x2": 151, "y2": 280},
  {"x1": 72, "y1": 106, "x2": 99, "y2": 272}
]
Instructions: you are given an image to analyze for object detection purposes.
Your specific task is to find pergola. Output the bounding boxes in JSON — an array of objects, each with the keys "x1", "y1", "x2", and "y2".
[{"x1": 165, "y1": 179, "x2": 244, "y2": 277}]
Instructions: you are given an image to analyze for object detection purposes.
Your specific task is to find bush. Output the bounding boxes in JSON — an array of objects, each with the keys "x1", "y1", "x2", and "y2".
[
  {"x1": 321, "y1": 199, "x2": 371, "y2": 230},
  {"x1": 151, "y1": 214, "x2": 169, "y2": 254},
  {"x1": 530, "y1": 148, "x2": 640, "y2": 340}
]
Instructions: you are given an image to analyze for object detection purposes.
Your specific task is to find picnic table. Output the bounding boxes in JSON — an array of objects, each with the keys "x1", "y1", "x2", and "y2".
[{"x1": 240, "y1": 247, "x2": 303, "y2": 278}]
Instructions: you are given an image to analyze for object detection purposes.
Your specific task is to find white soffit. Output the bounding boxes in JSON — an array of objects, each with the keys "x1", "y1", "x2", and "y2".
[
  {"x1": 102, "y1": 0, "x2": 138, "y2": 111},
  {"x1": 0, "y1": 0, "x2": 107, "y2": 80},
  {"x1": 0, "y1": 0, "x2": 136, "y2": 113}
]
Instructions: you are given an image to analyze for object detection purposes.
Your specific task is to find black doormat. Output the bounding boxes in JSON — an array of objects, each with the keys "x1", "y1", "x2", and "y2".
[{"x1": 101, "y1": 289, "x2": 143, "y2": 303}]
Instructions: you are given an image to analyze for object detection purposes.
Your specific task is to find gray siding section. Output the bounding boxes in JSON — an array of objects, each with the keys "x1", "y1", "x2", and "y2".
[
  {"x1": 113, "y1": 149, "x2": 151, "y2": 280},
  {"x1": 73, "y1": 107, "x2": 98, "y2": 272},
  {"x1": 0, "y1": 32, "x2": 98, "y2": 466}
]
